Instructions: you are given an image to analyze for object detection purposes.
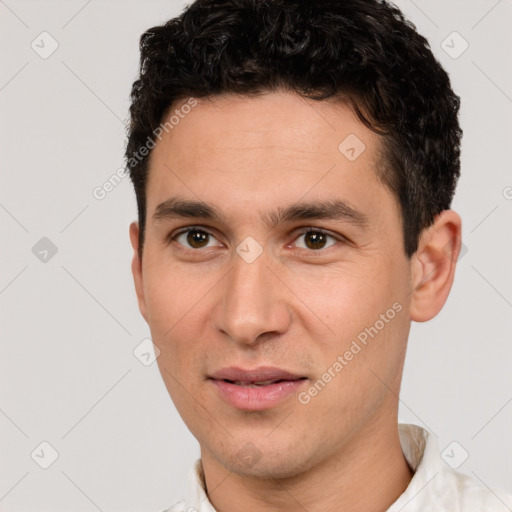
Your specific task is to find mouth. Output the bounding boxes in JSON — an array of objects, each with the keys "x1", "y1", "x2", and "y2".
[
  {"x1": 219, "y1": 378, "x2": 306, "y2": 387},
  {"x1": 208, "y1": 366, "x2": 308, "y2": 410},
  {"x1": 209, "y1": 366, "x2": 306, "y2": 382}
]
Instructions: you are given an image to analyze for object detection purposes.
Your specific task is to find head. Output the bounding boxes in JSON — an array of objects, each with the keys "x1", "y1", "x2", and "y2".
[{"x1": 126, "y1": 0, "x2": 462, "y2": 479}]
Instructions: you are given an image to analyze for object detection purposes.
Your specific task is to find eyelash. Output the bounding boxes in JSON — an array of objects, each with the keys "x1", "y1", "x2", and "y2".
[{"x1": 168, "y1": 226, "x2": 345, "y2": 252}]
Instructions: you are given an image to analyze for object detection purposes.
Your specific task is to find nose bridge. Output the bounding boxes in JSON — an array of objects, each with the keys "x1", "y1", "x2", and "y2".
[{"x1": 212, "y1": 245, "x2": 291, "y2": 345}]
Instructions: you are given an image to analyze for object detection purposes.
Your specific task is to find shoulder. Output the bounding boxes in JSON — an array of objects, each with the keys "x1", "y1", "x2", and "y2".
[
  {"x1": 392, "y1": 424, "x2": 512, "y2": 511},
  {"x1": 449, "y1": 470, "x2": 512, "y2": 512}
]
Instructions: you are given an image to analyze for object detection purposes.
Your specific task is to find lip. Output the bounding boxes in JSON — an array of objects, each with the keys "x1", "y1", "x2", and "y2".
[
  {"x1": 209, "y1": 366, "x2": 305, "y2": 382},
  {"x1": 208, "y1": 366, "x2": 308, "y2": 411}
]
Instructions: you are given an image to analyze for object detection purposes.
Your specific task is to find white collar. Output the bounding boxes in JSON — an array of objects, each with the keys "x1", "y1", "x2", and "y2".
[{"x1": 165, "y1": 423, "x2": 512, "y2": 512}]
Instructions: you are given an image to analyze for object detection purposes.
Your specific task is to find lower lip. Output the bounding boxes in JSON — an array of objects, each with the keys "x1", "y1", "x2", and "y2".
[{"x1": 210, "y1": 379, "x2": 307, "y2": 411}]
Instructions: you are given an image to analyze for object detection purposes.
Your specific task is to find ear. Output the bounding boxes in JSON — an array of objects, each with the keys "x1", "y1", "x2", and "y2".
[
  {"x1": 129, "y1": 222, "x2": 148, "y2": 322},
  {"x1": 409, "y1": 210, "x2": 462, "y2": 322}
]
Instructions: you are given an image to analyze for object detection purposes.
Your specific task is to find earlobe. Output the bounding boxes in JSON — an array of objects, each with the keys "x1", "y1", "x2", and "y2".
[
  {"x1": 409, "y1": 210, "x2": 462, "y2": 322},
  {"x1": 129, "y1": 222, "x2": 149, "y2": 322}
]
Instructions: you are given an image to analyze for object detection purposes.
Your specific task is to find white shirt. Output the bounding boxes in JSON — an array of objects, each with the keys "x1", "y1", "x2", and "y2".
[{"x1": 164, "y1": 423, "x2": 512, "y2": 512}]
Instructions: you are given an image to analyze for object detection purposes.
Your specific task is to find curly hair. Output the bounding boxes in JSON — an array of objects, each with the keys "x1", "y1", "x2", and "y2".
[{"x1": 126, "y1": 0, "x2": 462, "y2": 258}]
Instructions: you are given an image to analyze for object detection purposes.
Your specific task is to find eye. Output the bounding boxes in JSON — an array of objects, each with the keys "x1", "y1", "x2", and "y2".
[
  {"x1": 169, "y1": 226, "x2": 345, "y2": 252},
  {"x1": 171, "y1": 227, "x2": 222, "y2": 250},
  {"x1": 293, "y1": 229, "x2": 339, "y2": 251}
]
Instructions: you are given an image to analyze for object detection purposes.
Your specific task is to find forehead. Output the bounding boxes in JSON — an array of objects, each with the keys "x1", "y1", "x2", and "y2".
[
  {"x1": 151, "y1": 92, "x2": 380, "y2": 173},
  {"x1": 145, "y1": 91, "x2": 397, "y2": 227}
]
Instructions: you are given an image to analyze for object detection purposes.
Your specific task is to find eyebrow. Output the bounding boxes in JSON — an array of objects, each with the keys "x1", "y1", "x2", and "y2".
[{"x1": 153, "y1": 197, "x2": 369, "y2": 230}]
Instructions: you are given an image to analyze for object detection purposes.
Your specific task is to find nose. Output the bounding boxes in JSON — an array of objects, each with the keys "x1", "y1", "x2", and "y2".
[{"x1": 212, "y1": 247, "x2": 292, "y2": 346}]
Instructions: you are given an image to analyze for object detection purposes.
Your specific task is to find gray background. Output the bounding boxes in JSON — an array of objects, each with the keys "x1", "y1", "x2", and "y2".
[{"x1": 1, "y1": 0, "x2": 511, "y2": 510}]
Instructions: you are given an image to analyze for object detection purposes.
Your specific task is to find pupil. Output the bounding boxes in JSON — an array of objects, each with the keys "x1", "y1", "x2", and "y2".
[
  {"x1": 306, "y1": 232, "x2": 325, "y2": 250},
  {"x1": 187, "y1": 230, "x2": 208, "y2": 248}
]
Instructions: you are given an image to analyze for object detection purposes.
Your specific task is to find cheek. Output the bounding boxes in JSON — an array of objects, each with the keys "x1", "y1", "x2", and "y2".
[
  {"x1": 290, "y1": 256, "x2": 410, "y2": 393},
  {"x1": 142, "y1": 262, "x2": 222, "y2": 376},
  {"x1": 289, "y1": 258, "x2": 403, "y2": 336},
  {"x1": 143, "y1": 254, "x2": 206, "y2": 331}
]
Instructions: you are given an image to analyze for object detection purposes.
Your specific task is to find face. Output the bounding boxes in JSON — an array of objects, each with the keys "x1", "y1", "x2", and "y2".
[{"x1": 130, "y1": 91, "x2": 416, "y2": 478}]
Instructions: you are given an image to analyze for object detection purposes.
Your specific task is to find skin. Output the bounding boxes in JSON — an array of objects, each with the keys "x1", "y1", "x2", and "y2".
[{"x1": 129, "y1": 91, "x2": 462, "y2": 512}]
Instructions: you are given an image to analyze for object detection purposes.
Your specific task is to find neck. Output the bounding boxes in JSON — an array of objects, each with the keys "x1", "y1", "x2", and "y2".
[{"x1": 200, "y1": 419, "x2": 413, "y2": 512}]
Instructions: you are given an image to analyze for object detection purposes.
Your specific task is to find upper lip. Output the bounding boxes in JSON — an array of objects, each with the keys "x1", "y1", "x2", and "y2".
[{"x1": 209, "y1": 366, "x2": 306, "y2": 383}]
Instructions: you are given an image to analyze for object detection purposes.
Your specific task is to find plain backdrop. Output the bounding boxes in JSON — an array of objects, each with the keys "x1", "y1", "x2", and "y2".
[{"x1": 1, "y1": 0, "x2": 511, "y2": 510}]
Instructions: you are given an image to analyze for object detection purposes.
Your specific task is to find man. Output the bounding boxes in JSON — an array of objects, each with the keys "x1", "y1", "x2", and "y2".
[{"x1": 125, "y1": 0, "x2": 512, "y2": 510}]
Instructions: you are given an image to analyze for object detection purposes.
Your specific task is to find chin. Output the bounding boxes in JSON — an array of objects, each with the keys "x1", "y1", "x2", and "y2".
[{"x1": 221, "y1": 446, "x2": 317, "y2": 480}]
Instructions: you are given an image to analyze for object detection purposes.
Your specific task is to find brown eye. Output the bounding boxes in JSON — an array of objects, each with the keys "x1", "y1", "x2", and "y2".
[
  {"x1": 295, "y1": 229, "x2": 338, "y2": 251},
  {"x1": 186, "y1": 230, "x2": 209, "y2": 248},
  {"x1": 173, "y1": 228, "x2": 220, "y2": 249},
  {"x1": 305, "y1": 231, "x2": 327, "y2": 250}
]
